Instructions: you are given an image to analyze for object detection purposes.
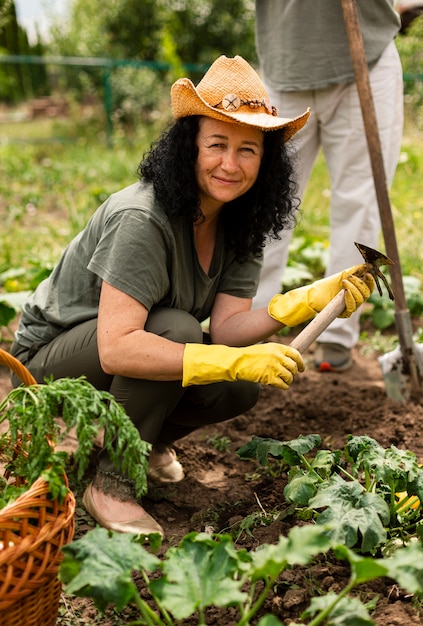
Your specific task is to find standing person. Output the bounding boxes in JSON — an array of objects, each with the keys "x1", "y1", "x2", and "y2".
[
  {"x1": 253, "y1": 0, "x2": 403, "y2": 372},
  {"x1": 10, "y1": 55, "x2": 375, "y2": 538}
]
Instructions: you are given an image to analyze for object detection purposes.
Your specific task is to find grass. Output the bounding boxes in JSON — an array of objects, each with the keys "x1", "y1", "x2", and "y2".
[
  {"x1": 1, "y1": 116, "x2": 160, "y2": 275},
  {"x1": 1, "y1": 107, "x2": 423, "y2": 295}
]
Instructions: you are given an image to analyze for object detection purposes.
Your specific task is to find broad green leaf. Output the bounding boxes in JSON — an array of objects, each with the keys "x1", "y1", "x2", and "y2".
[
  {"x1": 334, "y1": 545, "x2": 388, "y2": 584},
  {"x1": 311, "y1": 448, "x2": 342, "y2": 479},
  {"x1": 249, "y1": 537, "x2": 290, "y2": 582},
  {"x1": 285, "y1": 524, "x2": 334, "y2": 564},
  {"x1": 60, "y1": 528, "x2": 161, "y2": 612},
  {"x1": 310, "y1": 475, "x2": 389, "y2": 522},
  {"x1": 360, "y1": 445, "x2": 420, "y2": 489},
  {"x1": 236, "y1": 436, "x2": 301, "y2": 466},
  {"x1": 308, "y1": 474, "x2": 364, "y2": 509},
  {"x1": 386, "y1": 446, "x2": 420, "y2": 480},
  {"x1": 384, "y1": 541, "x2": 423, "y2": 593},
  {"x1": 360, "y1": 491, "x2": 391, "y2": 525},
  {"x1": 404, "y1": 468, "x2": 423, "y2": 503},
  {"x1": 150, "y1": 532, "x2": 248, "y2": 619},
  {"x1": 358, "y1": 491, "x2": 390, "y2": 525},
  {"x1": 302, "y1": 593, "x2": 374, "y2": 625},
  {"x1": 283, "y1": 433, "x2": 322, "y2": 456},
  {"x1": 345, "y1": 435, "x2": 382, "y2": 462},
  {"x1": 317, "y1": 507, "x2": 359, "y2": 548},
  {"x1": 318, "y1": 502, "x2": 388, "y2": 552},
  {"x1": 250, "y1": 525, "x2": 332, "y2": 582},
  {"x1": 284, "y1": 467, "x2": 319, "y2": 504},
  {"x1": 237, "y1": 434, "x2": 321, "y2": 467},
  {"x1": 237, "y1": 436, "x2": 290, "y2": 464},
  {"x1": 0, "y1": 301, "x2": 16, "y2": 327},
  {"x1": 310, "y1": 477, "x2": 389, "y2": 551}
]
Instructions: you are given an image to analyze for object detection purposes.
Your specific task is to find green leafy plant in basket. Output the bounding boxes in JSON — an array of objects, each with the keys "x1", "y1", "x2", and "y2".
[{"x1": 0, "y1": 375, "x2": 151, "y2": 508}]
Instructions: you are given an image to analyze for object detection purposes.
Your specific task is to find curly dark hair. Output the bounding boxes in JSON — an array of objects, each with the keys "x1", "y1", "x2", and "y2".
[{"x1": 137, "y1": 116, "x2": 300, "y2": 260}]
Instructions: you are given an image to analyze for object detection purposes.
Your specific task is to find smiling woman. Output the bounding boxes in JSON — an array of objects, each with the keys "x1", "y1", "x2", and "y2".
[
  {"x1": 8, "y1": 54, "x2": 375, "y2": 541},
  {"x1": 194, "y1": 118, "x2": 264, "y2": 220}
]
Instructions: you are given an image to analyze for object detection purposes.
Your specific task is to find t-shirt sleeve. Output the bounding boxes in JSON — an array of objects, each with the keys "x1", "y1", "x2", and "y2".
[
  {"x1": 87, "y1": 209, "x2": 171, "y2": 310},
  {"x1": 217, "y1": 254, "x2": 263, "y2": 299}
]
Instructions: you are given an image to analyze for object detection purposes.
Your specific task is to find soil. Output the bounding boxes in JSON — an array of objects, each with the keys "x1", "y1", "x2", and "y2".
[{"x1": 1, "y1": 322, "x2": 423, "y2": 625}]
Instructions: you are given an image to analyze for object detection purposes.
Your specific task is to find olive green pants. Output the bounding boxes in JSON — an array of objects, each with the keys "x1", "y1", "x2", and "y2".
[{"x1": 11, "y1": 308, "x2": 260, "y2": 475}]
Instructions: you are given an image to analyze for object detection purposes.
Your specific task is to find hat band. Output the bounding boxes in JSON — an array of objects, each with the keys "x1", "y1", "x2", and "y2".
[{"x1": 211, "y1": 93, "x2": 278, "y2": 116}]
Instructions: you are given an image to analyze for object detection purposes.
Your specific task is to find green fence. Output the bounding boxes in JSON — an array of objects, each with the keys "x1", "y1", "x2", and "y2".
[
  {"x1": 1, "y1": 55, "x2": 422, "y2": 146},
  {"x1": 0, "y1": 55, "x2": 209, "y2": 146}
]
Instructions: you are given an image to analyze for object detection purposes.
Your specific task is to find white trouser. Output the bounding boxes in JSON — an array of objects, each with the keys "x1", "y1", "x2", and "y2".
[{"x1": 253, "y1": 40, "x2": 404, "y2": 349}]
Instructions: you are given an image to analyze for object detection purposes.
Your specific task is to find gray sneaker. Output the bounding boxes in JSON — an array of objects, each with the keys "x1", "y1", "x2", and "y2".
[{"x1": 314, "y1": 342, "x2": 353, "y2": 372}]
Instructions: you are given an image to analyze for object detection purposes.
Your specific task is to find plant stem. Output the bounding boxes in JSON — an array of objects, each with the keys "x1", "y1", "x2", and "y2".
[
  {"x1": 236, "y1": 578, "x2": 275, "y2": 626},
  {"x1": 395, "y1": 495, "x2": 420, "y2": 513},
  {"x1": 140, "y1": 570, "x2": 174, "y2": 626},
  {"x1": 337, "y1": 466, "x2": 357, "y2": 482},
  {"x1": 132, "y1": 594, "x2": 166, "y2": 626},
  {"x1": 364, "y1": 469, "x2": 374, "y2": 492},
  {"x1": 307, "y1": 578, "x2": 357, "y2": 626},
  {"x1": 301, "y1": 455, "x2": 324, "y2": 483}
]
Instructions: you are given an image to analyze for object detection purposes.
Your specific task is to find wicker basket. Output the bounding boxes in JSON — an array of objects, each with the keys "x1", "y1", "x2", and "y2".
[{"x1": 0, "y1": 349, "x2": 76, "y2": 626}]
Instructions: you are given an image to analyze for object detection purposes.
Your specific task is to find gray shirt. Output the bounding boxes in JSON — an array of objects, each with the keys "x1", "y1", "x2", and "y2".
[
  {"x1": 15, "y1": 181, "x2": 262, "y2": 349},
  {"x1": 255, "y1": 0, "x2": 401, "y2": 91}
]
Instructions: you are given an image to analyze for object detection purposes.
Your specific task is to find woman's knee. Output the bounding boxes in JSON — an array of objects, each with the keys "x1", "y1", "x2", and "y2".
[
  {"x1": 230, "y1": 381, "x2": 261, "y2": 415},
  {"x1": 145, "y1": 308, "x2": 203, "y2": 343}
]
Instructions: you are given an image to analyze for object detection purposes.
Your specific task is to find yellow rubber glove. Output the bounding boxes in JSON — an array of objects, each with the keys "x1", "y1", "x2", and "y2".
[
  {"x1": 268, "y1": 264, "x2": 375, "y2": 327},
  {"x1": 182, "y1": 342, "x2": 304, "y2": 390}
]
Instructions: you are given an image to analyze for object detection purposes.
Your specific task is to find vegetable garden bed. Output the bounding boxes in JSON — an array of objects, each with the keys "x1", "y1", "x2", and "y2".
[{"x1": 1, "y1": 327, "x2": 423, "y2": 625}]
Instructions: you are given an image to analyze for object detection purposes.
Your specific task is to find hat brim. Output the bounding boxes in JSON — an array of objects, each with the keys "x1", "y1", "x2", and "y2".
[{"x1": 171, "y1": 78, "x2": 310, "y2": 141}]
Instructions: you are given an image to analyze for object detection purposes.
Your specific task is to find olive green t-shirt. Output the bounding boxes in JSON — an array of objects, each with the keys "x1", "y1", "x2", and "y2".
[
  {"x1": 255, "y1": 0, "x2": 400, "y2": 91},
  {"x1": 15, "y1": 181, "x2": 262, "y2": 349}
]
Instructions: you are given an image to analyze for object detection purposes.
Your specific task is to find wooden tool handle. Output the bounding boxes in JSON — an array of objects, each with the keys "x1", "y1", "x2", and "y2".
[
  {"x1": 341, "y1": 0, "x2": 423, "y2": 397},
  {"x1": 340, "y1": 0, "x2": 407, "y2": 309},
  {"x1": 289, "y1": 290, "x2": 346, "y2": 354}
]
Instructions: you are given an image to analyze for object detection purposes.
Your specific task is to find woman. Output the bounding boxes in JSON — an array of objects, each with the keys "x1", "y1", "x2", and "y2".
[{"x1": 10, "y1": 56, "x2": 374, "y2": 538}]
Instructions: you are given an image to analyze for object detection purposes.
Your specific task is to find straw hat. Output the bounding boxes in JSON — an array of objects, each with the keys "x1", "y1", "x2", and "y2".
[{"x1": 171, "y1": 55, "x2": 310, "y2": 141}]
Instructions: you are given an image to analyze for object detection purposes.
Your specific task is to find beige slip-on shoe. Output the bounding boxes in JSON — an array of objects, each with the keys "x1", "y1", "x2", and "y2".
[
  {"x1": 148, "y1": 448, "x2": 185, "y2": 483},
  {"x1": 82, "y1": 482, "x2": 164, "y2": 538}
]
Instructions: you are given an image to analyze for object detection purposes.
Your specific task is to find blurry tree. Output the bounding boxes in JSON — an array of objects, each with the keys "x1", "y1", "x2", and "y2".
[
  {"x1": 164, "y1": 0, "x2": 256, "y2": 71},
  {"x1": 49, "y1": 0, "x2": 256, "y2": 64},
  {"x1": 47, "y1": 0, "x2": 256, "y2": 129},
  {"x1": 47, "y1": 0, "x2": 168, "y2": 115},
  {"x1": 49, "y1": 0, "x2": 165, "y2": 60},
  {"x1": 0, "y1": 0, "x2": 48, "y2": 102},
  {"x1": 106, "y1": 0, "x2": 166, "y2": 60}
]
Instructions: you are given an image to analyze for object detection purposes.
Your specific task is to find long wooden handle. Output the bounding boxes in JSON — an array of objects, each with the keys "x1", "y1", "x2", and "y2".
[
  {"x1": 341, "y1": 0, "x2": 423, "y2": 395},
  {"x1": 340, "y1": 0, "x2": 406, "y2": 306},
  {"x1": 290, "y1": 291, "x2": 346, "y2": 354}
]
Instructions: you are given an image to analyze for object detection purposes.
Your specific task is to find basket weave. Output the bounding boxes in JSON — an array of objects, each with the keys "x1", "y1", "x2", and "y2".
[{"x1": 0, "y1": 349, "x2": 76, "y2": 626}]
